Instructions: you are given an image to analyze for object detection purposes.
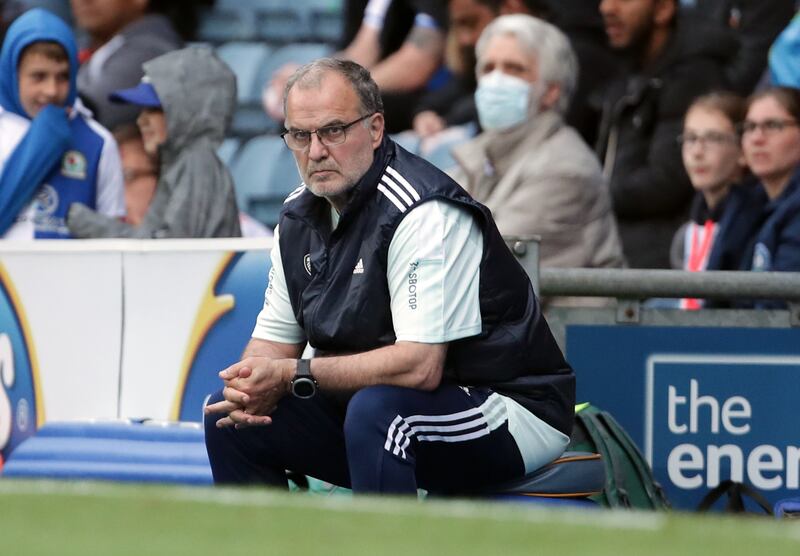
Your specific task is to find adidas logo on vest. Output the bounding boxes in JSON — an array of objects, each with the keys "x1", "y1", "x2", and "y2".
[{"x1": 353, "y1": 258, "x2": 364, "y2": 274}]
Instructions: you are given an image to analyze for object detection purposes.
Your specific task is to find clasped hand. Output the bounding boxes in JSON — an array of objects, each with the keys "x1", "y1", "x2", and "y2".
[{"x1": 204, "y1": 357, "x2": 292, "y2": 428}]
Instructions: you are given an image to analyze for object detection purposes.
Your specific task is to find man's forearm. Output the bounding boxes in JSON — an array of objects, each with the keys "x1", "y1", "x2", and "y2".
[
  {"x1": 308, "y1": 342, "x2": 447, "y2": 392},
  {"x1": 338, "y1": 26, "x2": 382, "y2": 69},
  {"x1": 210, "y1": 340, "x2": 446, "y2": 426},
  {"x1": 243, "y1": 337, "x2": 304, "y2": 360},
  {"x1": 370, "y1": 26, "x2": 444, "y2": 92}
]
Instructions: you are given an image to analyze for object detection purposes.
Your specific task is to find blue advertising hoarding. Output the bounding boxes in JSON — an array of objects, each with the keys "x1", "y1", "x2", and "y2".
[
  {"x1": 174, "y1": 249, "x2": 271, "y2": 421},
  {"x1": 0, "y1": 264, "x2": 41, "y2": 468},
  {"x1": 567, "y1": 325, "x2": 800, "y2": 510}
]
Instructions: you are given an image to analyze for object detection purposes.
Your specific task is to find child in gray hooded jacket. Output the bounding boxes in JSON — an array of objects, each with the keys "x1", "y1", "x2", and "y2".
[{"x1": 68, "y1": 47, "x2": 241, "y2": 238}]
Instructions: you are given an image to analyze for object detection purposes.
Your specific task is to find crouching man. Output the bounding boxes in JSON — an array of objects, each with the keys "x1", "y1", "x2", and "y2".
[{"x1": 204, "y1": 58, "x2": 574, "y2": 495}]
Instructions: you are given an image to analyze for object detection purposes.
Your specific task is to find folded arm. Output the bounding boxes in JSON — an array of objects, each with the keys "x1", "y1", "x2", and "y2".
[{"x1": 205, "y1": 339, "x2": 446, "y2": 427}]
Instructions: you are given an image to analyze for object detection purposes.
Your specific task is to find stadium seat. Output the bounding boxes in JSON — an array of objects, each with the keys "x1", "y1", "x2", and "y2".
[
  {"x1": 216, "y1": 42, "x2": 273, "y2": 103},
  {"x1": 477, "y1": 451, "x2": 605, "y2": 504},
  {"x1": 230, "y1": 134, "x2": 302, "y2": 227},
  {"x1": 230, "y1": 107, "x2": 276, "y2": 138},
  {"x1": 309, "y1": 8, "x2": 344, "y2": 44},
  {"x1": 254, "y1": 7, "x2": 308, "y2": 43},
  {"x1": 390, "y1": 132, "x2": 421, "y2": 155},
  {"x1": 196, "y1": 8, "x2": 258, "y2": 43},
  {"x1": 12, "y1": 0, "x2": 73, "y2": 23},
  {"x1": 255, "y1": 43, "x2": 333, "y2": 101},
  {"x1": 421, "y1": 123, "x2": 478, "y2": 172},
  {"x1": 2, "y1": 421, "x2": 212, "y2": 485},
  {"x1": 217, "y1": 138, "x2": 241, "y2": 166}
]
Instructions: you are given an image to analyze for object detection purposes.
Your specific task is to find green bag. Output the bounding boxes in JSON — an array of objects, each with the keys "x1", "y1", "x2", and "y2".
[{"x1": 568, "y1": 403, "x2": 671, "y2": 510}]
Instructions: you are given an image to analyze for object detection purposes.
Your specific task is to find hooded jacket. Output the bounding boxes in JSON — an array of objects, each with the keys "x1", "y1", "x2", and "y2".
[
  {"x1": 596, "y1": 19, "x2": 736, "y2": 268},
  {"x1": 68, "y1": 47, "x2": 241, "y2": 239},
  {"x1": 0, "y1": 8, "x2": 124, "y2": 239}
]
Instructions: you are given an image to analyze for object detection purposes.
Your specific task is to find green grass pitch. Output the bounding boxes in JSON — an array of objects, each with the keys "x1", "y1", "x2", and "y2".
[{"x1": 1, "y1": 480, "x2": 798, "y2": 555}]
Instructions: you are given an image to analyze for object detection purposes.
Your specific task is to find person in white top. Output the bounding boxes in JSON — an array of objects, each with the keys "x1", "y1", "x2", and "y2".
[{"x1": 204, "y1": 58, "x2": 574, "y2": 495}]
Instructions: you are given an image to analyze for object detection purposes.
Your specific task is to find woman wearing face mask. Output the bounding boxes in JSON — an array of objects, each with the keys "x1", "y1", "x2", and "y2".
[
  {"x1": 735, "y1": 86, "x2": 800, "y2": 307},
  {"x1": 449, "y1": 14, "x2": 624, "y2": 274},
  {"x1": 673, "y1": 92, "x2": 753, "y2": 309}
]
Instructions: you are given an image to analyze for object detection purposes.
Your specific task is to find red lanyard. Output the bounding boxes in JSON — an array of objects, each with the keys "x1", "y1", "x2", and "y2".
[
  {"x1": 682, "y1": 220, "x2": 716, "y2": 310},
  {"x1": 687, "y1": 219, "x2": 716, "y2": 272}
]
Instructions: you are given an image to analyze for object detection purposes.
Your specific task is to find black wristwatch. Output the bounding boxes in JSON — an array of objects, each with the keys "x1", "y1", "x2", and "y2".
[{"x1": 291, "y1": 358, "x2": 317, "y2": 399}]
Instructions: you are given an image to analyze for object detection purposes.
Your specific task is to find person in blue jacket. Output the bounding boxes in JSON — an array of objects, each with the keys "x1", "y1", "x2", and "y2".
[
  {"x1": 0, "y1": 8, "x2": 123, "y2": 240},
  {"x1": 737, "y1": 86, "x2": 800, "y2": 307}
]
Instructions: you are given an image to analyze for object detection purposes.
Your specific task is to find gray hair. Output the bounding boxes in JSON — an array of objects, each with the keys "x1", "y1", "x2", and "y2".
[
  {"x1": 475, "y1": 14, "x2": 578, "y2": 116},
  {"x1": 283, "y1": 58, "x2": 384, "y2": 117}
]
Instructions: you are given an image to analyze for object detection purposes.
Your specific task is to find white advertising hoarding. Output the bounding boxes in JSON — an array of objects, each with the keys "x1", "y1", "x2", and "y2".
[{"x1": 0, "y1": 239, "x2": 271, "y2": 462}]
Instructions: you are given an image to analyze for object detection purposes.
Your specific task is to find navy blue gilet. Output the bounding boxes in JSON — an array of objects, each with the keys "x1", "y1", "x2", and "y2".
[{"x1": 278, "y1": 139, "x2": 575, "y2": 436}]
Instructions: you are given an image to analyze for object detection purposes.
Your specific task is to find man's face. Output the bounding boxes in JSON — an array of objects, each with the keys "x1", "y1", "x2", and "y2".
[
  {"x1": 477, "y1": 34, "x2": 538, "y2": 84},
  {"x1": 599, "y1": 0, "x2": 659, "y2": 51},
  {"x1": 450, "y1": 0, "x2": 498, "y2": 50},
  {"x1": 70, "y1": 0, "x2": 147, "y2": 40},
  {"x1": 137, "y1": 108, "x2": 168, "y2": 156},
  {"x1": 17, "y1": 52, "x2": 70, "y2": 117},
  {"x1": 284, "y1": 72, "x2": 384, "y2": 203}
]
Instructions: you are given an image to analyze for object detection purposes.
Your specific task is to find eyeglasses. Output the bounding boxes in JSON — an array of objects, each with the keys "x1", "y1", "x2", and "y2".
[
  {"x1": 740, "y1": 119, "x2": 799, "y2": 136},
  {"x1": 281, "y1": 113, "x2": 375, "y2": 151},
  {"x1": 677, "y1": 131, "x2": 739, "y2": 148}
]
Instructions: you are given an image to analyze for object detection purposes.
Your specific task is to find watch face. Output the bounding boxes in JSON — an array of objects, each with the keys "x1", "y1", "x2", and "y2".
[{"x1": 292, "y1": 377, "x2": 316, "y2": 399}]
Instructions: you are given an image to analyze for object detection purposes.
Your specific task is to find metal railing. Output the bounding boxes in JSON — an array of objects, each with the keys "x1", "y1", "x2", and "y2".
[{"x1": 539, "y1": 268, "x2": 800, "y2": 302}]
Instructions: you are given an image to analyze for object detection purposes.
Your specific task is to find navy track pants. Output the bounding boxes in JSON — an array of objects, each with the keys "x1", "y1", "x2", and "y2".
[{"x1": 204, "y1": 384, "x2": 526, "y2": 494}]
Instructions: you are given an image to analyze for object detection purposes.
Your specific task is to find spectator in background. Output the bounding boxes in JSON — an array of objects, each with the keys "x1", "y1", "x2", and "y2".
[
  {"x1": 548, "y1": 0, "x2": 621, "y2": 146},
  {"x1": 449, "y1": 15, "x2": 624, "y2": 272},
  {"x1": 596, "y1": 0, "x2": 735, "y2": 268},
  {"x1": 679, "y1": 0, "x2": 796, "y2": 95},
  {"x1": 412, "y1": 0, "x2": 549, "y2": 139},
  {"x1": 113, "y1": 121, "x2": 271, "y2": 237},
  {"x1": 112, "y1": 123, "x2": 156, "y2": 226},
  {"x1": 673, "y1": 92, "x2": 758, "y2": 308},
  {"x1": 265, "y1": 0, "x2": 447, "y2": 133},
  {"x1": 71, "y1": 0, "x2": 181, "y2": 130},
  {"x1": 0, "y1": 8, "x2": 124, "y2": 239},
  {"x1": 736, "y1": 87, "x2": 800, "y2": 297},
  {"x1": 414, "y1": 0, "x2": 617, "y2": 146},
  {"x1": 67, "y1": 47, "x2": 241, "y2": 238}
]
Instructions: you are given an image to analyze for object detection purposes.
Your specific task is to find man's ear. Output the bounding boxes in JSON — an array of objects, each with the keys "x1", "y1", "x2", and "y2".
[
  {"x1": 369, "y1": 112, "x2": 385, "y2": 148},
  {"x1": 539, "y1": 83, "x2": 561, "y2": 112},
  {"x1": 654, "y1": 0, "x2": 677, "y2": 27}
]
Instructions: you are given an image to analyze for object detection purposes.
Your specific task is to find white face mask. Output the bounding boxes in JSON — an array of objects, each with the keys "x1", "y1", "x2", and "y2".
[{"x1": 474, "y1": 70, "x2": 539, "y2": 131}]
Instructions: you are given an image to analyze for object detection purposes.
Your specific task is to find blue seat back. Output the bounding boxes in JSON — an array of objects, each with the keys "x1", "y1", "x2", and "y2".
[
  {"x1": 231, "y1": 135, "x2": 301, "y2": 226},
  {"x1": 216, "y1": 42, "x2": 273, "y2": 103}
]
